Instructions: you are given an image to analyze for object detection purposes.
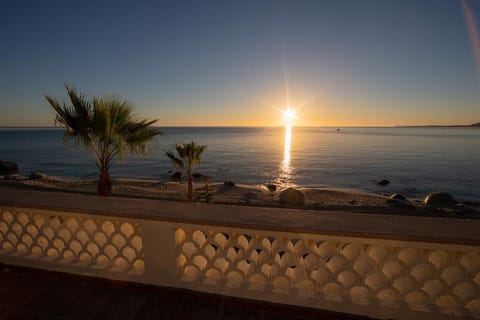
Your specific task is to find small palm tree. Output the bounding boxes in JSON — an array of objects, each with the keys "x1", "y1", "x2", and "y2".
[
  {"x1": 166, "y1": 141, "x2": 206, "y2": 202},
  {"x1": 45, "y1": 85, "x2": 162, "y2": 196}
]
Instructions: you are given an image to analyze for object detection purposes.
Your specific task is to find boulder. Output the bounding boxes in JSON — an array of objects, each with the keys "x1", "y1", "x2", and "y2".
[
  {"x1": 0, "y1": 160, "x2": 18, "y2": 173},
  {"x1": 390, "y1": 193, "x2": 407, "y2": 201},
  {"x1": 224, "y1": 181, "x2": 236, "y2": 187},
  {"x1": 279, "y1": 188, "x2": 305, "y2": 206},
  {"x1": 265, "y1": 183, "x2": 277, "y2": 192},
  {"x1": 424, "y1": 192, "x2": 456, "y2": 207},
  {"x1": 377, "y1": 179, "x2": 390, "y2": 186},
  {"x1": 192, "y1": 173, "x2": 203, "y2": 179},
  {"x1": 170, "y1": 171, "x2": 183, "y2": 180},
  {"x1": 30, "y1": 172, "x2": 46, "y2": 179}
]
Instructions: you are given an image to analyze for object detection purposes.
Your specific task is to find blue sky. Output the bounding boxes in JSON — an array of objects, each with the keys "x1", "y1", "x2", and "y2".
[{"x1": 1, "y1": 0, "x2": 479, "y2": 126}]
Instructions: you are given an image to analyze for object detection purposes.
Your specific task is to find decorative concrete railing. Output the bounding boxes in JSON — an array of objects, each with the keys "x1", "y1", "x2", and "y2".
[{"x1": 0, "y1": 188, "x2": 479, "y2": 319}]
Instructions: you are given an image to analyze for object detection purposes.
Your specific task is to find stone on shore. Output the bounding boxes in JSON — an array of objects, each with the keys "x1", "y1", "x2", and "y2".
[
  {"x1": 377, "y1": 179, "x2": 390, "y2": 186},
  {"x1": 279, "y1": 188, "x2": 305, "y2": 206},
  {"x1": 0, "y1": 160, "x2": 18, "y2": 173},
  {"x1": 224, "y1": 181, "x2": 236, "y2": 187},
  {"x1": 265, "y1": 183, "x2": 277, "y2": 192},
  {"x1": 170, "y1": 171, "x2": 183, "y2": 180},
  {"x1": 30, "y1": 172, "x2": 46, "y2": 179},
  {"x1": 424, "y1": 192, "x2": 456, "y2": 207},
  {"x1": 390, "y1": 193, "x2": 407, "y2": 201}
]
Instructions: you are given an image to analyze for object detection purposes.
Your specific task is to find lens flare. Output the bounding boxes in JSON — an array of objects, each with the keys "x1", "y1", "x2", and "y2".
[
  {"x1": 282, "y1": 107, "x2": 297, "y2": 125},
  {"x1": 460, "y1": 0, "x2": 480, "y2": 89}
]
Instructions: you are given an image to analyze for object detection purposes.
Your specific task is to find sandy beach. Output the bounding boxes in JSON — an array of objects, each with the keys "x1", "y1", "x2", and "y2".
[{"x1": 1, "y1": 174, "x2": 478, "y2": 219}]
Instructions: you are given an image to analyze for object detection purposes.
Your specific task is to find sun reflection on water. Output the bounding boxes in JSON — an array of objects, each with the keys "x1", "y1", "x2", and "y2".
[
  {"x1": 277, "y1": 124, "x2": 295, "y2": 187},
  {"x1": 282, "y1": 124, "x2": 292, "y2": 170}
]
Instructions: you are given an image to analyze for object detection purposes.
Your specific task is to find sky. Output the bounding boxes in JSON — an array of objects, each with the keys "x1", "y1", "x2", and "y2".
[{"x1": 1, "y1": 0, "x2": 479, "y2": 127}]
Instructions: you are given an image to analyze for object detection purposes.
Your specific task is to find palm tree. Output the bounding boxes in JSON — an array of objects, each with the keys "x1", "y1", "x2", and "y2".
[
  {"x1": 45, "y1": 85, "x2": 162, "y2": 196},
  {"x1": 166, "y1": 141, "x2": 206, "y2": 202}
]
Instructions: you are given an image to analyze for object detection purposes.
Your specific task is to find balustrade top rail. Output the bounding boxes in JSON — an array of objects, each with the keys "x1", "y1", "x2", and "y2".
[{"x1": 0, "y1": 187, "x2": 478, "y2": 245}]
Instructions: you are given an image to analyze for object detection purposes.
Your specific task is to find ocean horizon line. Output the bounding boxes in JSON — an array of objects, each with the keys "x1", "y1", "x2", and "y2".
[{"x1": 0, "y1": 124, "x2": 478, "y2": 129}]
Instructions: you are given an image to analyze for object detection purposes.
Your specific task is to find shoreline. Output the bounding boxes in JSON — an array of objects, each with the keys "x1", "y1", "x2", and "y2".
[{"x1": 0, "y1": 174, "x2": 478, "y2": 219}]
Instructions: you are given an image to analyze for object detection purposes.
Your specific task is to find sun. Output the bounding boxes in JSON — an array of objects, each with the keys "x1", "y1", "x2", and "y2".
[{"x1": 282, "y1": 106, "x2": 297, "y2": 125}]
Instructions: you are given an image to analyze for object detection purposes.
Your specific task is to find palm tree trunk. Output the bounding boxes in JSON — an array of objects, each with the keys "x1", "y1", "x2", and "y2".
[
  {"x1": 187, "y1": 174, "x2": 193, "y2": 202},
  {"x1": 98, "y1": 167, "x2": 111, "y2": 196}
]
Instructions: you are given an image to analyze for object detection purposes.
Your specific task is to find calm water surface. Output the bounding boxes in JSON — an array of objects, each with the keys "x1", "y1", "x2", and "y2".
[{"x1": 0, "y1": 127, "x2": 479, "y2": 200}]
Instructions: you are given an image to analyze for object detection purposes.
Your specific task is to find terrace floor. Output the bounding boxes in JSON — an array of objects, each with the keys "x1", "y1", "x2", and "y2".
[{"x1": 0, "y1": 264, "x2": 370, "y2": 320}]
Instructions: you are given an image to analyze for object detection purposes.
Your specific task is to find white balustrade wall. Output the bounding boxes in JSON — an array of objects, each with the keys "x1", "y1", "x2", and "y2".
[{"x1": 0, "y1": 205, "x2": 479, "y2": 320}]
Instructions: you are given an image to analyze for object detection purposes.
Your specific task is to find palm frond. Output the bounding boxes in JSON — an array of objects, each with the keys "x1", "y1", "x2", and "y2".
[
  {"x1": 166, "y1": 150, "x2": 185, "y2": 169},
  {"x1": 166, "y1": 140, "x2": 206, "y2": 176},
  {"x1": 65, "y1": 85, "x2": 92, "y2": 121}
]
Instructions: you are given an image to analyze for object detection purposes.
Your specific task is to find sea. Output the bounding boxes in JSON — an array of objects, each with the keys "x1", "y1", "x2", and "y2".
[{"x1": 0, "y1": 127, "x2": 479, "y2": 201}]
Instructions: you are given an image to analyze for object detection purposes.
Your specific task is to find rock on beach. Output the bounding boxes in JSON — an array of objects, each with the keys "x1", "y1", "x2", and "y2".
[
  {"x1": 0, "y1": 161, "x2": 18, "y2": 173},
  {"x1": 30, "y1": 172, "x2": 46, "y2": 179},
  {"x1": 265, "y1": 183, "x2": 277, "y2": 192},
  {"x1": 279, "y1": 188, "x2": 305, "y2": 206},
  {"x1": 170, "y1": 172, "x2": 183, "y2": 180},
  {"x1": 390, "y1": 193, "x2": 407, "y2": 201},
  {"x1": 377, "y1": 179, "x2": 390, "y2": 186},
  {"x1": 224, "y1": 181, "x2": 236, "y2": 187},
  {"x1": 424, "y1": 192, "x2": 456, "y2": 207}
]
